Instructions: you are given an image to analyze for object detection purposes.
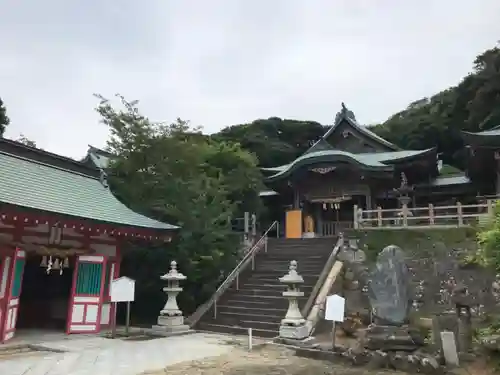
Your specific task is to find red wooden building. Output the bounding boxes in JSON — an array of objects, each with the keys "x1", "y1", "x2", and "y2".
[{"x1": 0, "y1": 138, "x2": 177, "y2": 343}]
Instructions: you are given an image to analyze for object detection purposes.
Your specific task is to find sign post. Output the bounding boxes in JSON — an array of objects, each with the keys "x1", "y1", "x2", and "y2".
[
  {"x1": 324, "y1": 294, "x2": 345, "y2": 350},
  {"x1": 110, "y1": 277, "x2": 136, "y2": 337}
]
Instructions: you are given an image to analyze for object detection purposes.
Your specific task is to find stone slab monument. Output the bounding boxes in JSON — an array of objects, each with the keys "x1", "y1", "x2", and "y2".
[{"x1": 362, "y1": 245, "x2": 424, "y2": 351}]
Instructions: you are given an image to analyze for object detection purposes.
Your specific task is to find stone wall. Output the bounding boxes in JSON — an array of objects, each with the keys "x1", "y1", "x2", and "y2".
[{"x1": 343, "y1": 228, "x2": 498, "y2": 320}]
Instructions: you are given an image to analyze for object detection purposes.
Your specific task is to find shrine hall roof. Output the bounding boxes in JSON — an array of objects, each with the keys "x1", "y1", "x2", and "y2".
[
  {"x1": 264, "y1": 148, "x2": 436, "y2": 182},
  {"x1": 0, "y1": 139, "x2": 178, "y2": 231},
  {"x1": 461, "y1": 125, "x2": 500, "y2": 146}
]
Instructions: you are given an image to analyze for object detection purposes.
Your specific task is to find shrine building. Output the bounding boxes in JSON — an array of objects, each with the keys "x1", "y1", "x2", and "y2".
[
  {"x1": 261, "y1": 103, "x2": 485, "y2": 238},
  {"x1": 0, "y1": 138, "x2": 178, "y2": 343}
]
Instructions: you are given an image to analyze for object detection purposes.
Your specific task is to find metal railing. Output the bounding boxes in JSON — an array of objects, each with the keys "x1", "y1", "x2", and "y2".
[
  {"x1": 187, "y1": 220, "x2": 279, "y2": 328},
  {"x1": 353, "y1": 200, "x2": 495, "y2": 229}
]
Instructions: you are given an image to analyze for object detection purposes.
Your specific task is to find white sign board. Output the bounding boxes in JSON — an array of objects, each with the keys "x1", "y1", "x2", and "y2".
[
  {"x1": 110, "y1": 276, "x2": 135, "y2": 302},
  {"x1": 324, "y1": 294, "x2": 345, "y2": 322}
]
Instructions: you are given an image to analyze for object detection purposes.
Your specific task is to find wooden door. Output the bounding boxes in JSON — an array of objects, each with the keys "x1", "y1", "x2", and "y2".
[
  {"x1": 1, "y1": 248, "x2": 26, "y2": 342},
  {"x1": 66, "y1": 255, "x2": 107, "y2": 334}
]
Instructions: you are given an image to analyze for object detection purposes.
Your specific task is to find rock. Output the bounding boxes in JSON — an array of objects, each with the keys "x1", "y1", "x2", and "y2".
[
  {"x1": 367, "y1": 350, "x2": 389, "y2": 369},
  {"x1": 417, "y1": 353, "x2": 443, "y2": 375}
]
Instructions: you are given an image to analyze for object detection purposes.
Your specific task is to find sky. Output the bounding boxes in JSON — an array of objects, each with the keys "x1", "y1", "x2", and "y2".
[{"x1": 1, "y1": 0, "x2": 500, "y2": 159}]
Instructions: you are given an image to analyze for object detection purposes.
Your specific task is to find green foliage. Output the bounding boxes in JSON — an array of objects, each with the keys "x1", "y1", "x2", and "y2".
[
  {"x1": 0, "y1": 97, "x2": 10, "y2": 136},
  {"x1": 473, "y1": 200, "x2": 500, "y2": 272},
  {"x1": 95, "y1": 94, "x2": 264, "y2": 322},
  {"x1": 370, "y1": 44, "x2": 500, "y2": 168},
  {"x1": 214, "y1": 117, "x2": 327, "y2": 167},
  {"x1": 355, "y1": 228, "x2": 477, "y2": 262},
  {"x1": 212, "y1": 44, "x2": 500, "y2": 172}
]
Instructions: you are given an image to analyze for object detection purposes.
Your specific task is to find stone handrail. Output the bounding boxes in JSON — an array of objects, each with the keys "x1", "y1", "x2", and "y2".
[
  {"x1": 353, "y1": 200, "x2": 494, "y2": 230},
  {"x1": 301, "y1": 235, "x2": 343, "y2": 317},
  {"x1": 305, "y1": 261, "x2": 344, "y2": 335},
  {"x1": 186, "y1": 220, "x2": 278, "y2": 328},
  {"x1": 302, "y1": 236, "x2": 344, "y2": 336}
]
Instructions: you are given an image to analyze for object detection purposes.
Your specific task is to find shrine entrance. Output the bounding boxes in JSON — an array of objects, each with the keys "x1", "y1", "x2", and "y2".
[{"x1": 17, "y1": 254, "x2": 74, "y2": 333}]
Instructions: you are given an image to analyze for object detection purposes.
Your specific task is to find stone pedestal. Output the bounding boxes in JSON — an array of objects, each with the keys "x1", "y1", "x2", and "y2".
[
  {"x1": 278, "y1": 260, "x2": 308, "y2": 340},
  {"x1": 151, "y1": 261, "x2": 190, "y2": 336},
  {"x1": 362, "y1": 324, "x2": 424, "y2": 352}
]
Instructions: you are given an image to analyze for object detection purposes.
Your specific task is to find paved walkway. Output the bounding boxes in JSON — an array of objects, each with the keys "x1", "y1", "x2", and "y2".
[{"x1": 0, "y1": 333, "x2": 233, "y2": 375}]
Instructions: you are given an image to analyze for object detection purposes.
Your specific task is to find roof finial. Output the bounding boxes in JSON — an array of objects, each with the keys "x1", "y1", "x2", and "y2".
[{"x1": 334, "y1": 102, "x2": 356, "y2": 124}]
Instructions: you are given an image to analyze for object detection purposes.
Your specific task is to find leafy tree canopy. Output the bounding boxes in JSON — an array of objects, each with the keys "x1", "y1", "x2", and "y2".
[
  {"x1": 213, "y1": 44, "x2": 500, "y2": 170},
  {"x1": 0, "y1": 97, "x2": 10, "y2": 136},
  {"x1": 95, "y1": 94, "x2": 264, "y2": 320},
  {"x1": 369, "y1": 45, "x2": 500, "y2": 167},
  {"x1": 214, "y1": 117, "x2": 327, "y2": 167}
]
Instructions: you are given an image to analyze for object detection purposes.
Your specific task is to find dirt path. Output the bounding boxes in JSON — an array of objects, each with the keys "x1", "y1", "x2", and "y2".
[{"x1": 142, "y1": 345, "x2": 404, "y2": 375}]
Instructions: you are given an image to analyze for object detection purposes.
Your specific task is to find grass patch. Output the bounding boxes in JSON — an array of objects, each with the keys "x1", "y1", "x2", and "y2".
[{"x1": 351, "y1": 228, "x2": 477, "y2": 261}]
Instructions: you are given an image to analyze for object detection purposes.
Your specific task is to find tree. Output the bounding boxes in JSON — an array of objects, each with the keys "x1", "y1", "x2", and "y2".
[
  {"x1": 0, "y1": 97, "x2": 10, "y2": 136},
  {"x1": 214, "y1": 117, "x2": 327, "y2": 167},
  {"x1": 370, "y1": 44, "x2": 500, "y2": 168},
  {"x1": 95, "y1": 94, "x2": 264, "y2": 321}
]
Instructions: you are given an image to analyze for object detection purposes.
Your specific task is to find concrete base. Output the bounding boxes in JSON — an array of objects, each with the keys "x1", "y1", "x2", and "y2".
[
  {"x1": 279, "y1": 324, "x2": 309, "y2": 340},
  {"x1": 157, "y1": 315, "x2": 185, "y2": 326},
  {"x1": 151, "y1": 314, "x2": 191, "y2": 337},
  {"x1": 150, "y1": 324, "x2": 192, "y2": 336},
  {"x1": 303, "y1": 232, "x2": 315, "y2": 238}
]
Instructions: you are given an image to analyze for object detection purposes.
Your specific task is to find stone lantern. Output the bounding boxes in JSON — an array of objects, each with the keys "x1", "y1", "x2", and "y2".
[
  {"x1": 152, "y1": 260, "x2": 190, "y2": 335},
  {"x1": 278, "y1": 260, "x2": 309, "y2": 340}
]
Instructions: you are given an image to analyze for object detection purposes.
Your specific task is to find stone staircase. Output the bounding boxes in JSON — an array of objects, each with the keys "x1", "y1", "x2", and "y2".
[{"x1": 196, "y1": 237, "x2": 336, "y2": 337}]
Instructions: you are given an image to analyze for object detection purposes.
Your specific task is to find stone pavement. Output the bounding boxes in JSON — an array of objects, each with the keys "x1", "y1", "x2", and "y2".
[{"x1": 0, "y1": 333, "x2": 233, "y2": 375}]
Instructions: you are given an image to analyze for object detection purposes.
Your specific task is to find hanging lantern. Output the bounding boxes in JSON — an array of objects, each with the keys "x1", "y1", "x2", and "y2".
[
  {"x1": 63, "y1": 257, "x2": 69, "y2": 268},
  {"x1": 53, "y1": 258, "x2": 60, "y2": 270},
  {"x1": 40, "y1": 256, "x2": 47, "y2": 267},
  {"x1": 323, "y1": 202, "x2": 327, "y2": 210}
]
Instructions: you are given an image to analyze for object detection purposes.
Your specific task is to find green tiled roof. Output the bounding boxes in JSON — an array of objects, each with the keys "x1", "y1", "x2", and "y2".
[
  {"x1": 322, "y1": 108, "x2": 399, "y2": 151},
  {"x1": 0, "y1": 151, "x2": 178, "y2": 230},
  {"x1": 462, "y1": 125, "x2": 500, "y2": 146},
  {"x1": 265, "y1": 148, "x2": 435, "y2": 182}
]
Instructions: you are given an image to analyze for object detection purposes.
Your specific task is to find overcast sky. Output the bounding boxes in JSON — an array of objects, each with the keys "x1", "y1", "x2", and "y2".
[{"x1": 1, "y1": 0, "x2": 499, "y2": 158}]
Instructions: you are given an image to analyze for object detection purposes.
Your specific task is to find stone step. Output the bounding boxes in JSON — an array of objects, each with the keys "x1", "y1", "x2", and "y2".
[
  {"x1": 250, "y1": 270, "x2": 323, "y2": 276},
  {"x1": 255, "y1": 255, "x2": 330, "y2": 262},
  {"x1": 215, "y1": 310, "x2": 283, "y2": 324},
  {"x1": 244, "y1": 277, "x2": 318, "y2": 285},
  {"x1": 226, "y1": 287, "x2": 298, "y2": 297},
  {"x1": 240, "y1": 278, "x2": 317, "y2": 287},
  {"x1": 219, "y1": 297, "x2": 307, "y2": 310},
  {"x1": 263, "y1": 249, "x2": 332, "y2": 256},
  {"x1": 217, "y1": 300, "x2": 288, "y2": 316},
  {"x1": 234, "y1": 283, "x2": 314, "y2": 290},
  {"x1": 197, "y1": 321, "x2": 277, "y2": 338},
  {"x1": 255, "y1": 262, "x2": 326, "y2": 267}
]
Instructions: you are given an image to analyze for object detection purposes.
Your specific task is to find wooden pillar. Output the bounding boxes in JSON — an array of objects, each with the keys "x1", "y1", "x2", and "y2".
[{"x1": 314, "y1": 203, "x2": 323, "y2": 237}]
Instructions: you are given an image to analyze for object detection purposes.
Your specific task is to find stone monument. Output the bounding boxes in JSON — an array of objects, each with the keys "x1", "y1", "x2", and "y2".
[
  {"x1": 363, "y1": 245, "x2": 424, "y2": 351},
  {"x1": 151, "y1": 260, "x2": 190, "y2": 335},
  {"x1": 278, "y1": 260, "x2": 309, "y2": 340}
]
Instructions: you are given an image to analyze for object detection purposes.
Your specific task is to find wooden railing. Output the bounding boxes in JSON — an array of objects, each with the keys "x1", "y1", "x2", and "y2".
[
  {"x1": 321, "y1": 221, "x2": 353, "y2": 236},
  {"x1": 186, "y1": 221, "x2": 279, "y2": 328},
  {"x1": 353, "y1": 200, "x2": 495, "y2": 229}
]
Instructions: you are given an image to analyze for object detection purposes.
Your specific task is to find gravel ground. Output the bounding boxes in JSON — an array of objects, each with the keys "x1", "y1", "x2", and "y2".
[{"x1": 142, "y1": 345, "x2": 404, "y2": 375}]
